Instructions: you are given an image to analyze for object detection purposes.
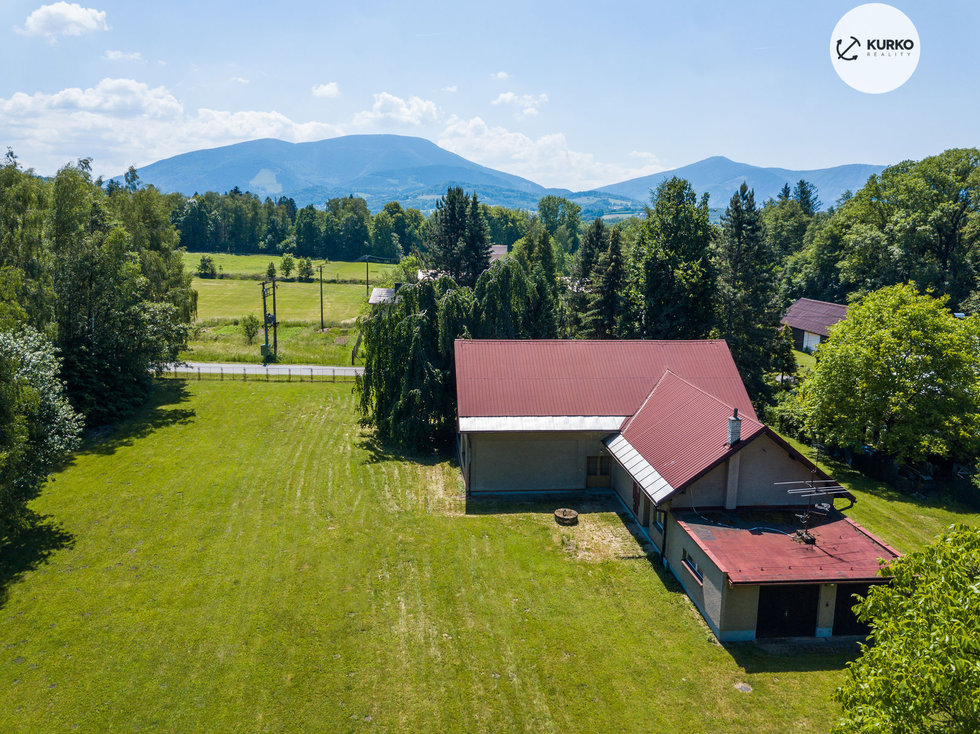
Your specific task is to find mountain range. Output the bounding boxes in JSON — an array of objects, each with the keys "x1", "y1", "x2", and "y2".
[{"x1": 122, "y1": 134, "x2": 886, "y2": 217}]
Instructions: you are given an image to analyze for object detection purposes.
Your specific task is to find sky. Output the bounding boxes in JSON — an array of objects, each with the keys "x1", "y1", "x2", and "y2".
[{"x1": 0, "y1": 1, "x2": 977, "y2": 190}]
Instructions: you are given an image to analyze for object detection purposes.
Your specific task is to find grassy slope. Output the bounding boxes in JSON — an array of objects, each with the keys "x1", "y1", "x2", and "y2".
[
  {"x1": 185, "y1": 252, "x2": 395, "y2": 281},
  {"x1": 0, "y1": 382, "x2": 894, "y2": 733},
  {"x1": 193, "y1": 277, "x2": 367, "y2": 323}
]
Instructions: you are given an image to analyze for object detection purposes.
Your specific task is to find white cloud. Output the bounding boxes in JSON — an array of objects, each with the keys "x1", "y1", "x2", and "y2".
[
  {"x1": 0, "y1": 78, "x2": 344, "y2": 177},
  {"x1": 311, "y1": 82, "x2": 339, "y2": 98},
  {"x1": 492, "y1": 91, "x2": 548, "y2": 117},
  {"x1": 104, "y1": 49, "x2": 142, "y2": 62},
  {"x1": 438, "y1": 115, "x2": 665, "y2": 190},
  {"x1": 352, "y1": 92, "x2": 438, "y2": 126},
  {"x1": 231, "y1": 76, "x2": 250, "y2": 85},
  {"x1": 19, "y1": 2, "x2": 107, "y2": 39},
  {"x1": 441, "y1": 85, "x2": 458, "y2": 93},
  {"x1": 490, "y1": 71, "x2": 509, "y2": 80}
]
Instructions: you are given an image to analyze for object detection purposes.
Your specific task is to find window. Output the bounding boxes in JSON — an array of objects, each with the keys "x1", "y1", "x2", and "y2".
[
  {"x1": 682, "y1": 548, "x2": 703, "y2": 584},
  {"x1": 654, "y1": 509, "x2": 666, "y2": 532}
]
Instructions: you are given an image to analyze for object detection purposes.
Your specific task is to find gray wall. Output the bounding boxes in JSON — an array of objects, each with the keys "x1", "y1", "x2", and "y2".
[
  {"x1": 466, "y1": 431, "x2": 612, "y2": 493},
  {"x1": 670, "y1": 433, "x2": 822, "y2": 510}
]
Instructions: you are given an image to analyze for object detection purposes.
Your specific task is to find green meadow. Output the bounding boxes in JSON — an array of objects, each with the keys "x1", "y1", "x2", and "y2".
[{"x1": 2, "y1": 381, "x2": 976, "y2": 732}]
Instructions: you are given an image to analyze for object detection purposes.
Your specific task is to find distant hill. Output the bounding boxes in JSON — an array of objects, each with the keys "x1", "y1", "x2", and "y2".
[
  {"x1": 596, "y1": 156, "x2": 885, "y2": 210},
  {"x1": 122, "y1": 135, "x2": 886, "y2": 216},
  {"x1": 122, "y1": 134, "x2": 640, "y2": 216}
]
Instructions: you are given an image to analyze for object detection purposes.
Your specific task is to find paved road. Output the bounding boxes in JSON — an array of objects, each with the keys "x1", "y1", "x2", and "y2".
[{"x1": 168, "y1": 361, "x2": 363, "y2": 377}]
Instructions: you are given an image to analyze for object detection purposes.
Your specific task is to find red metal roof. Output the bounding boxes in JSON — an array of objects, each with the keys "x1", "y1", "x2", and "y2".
[
  {"x1": 781, "y1": 298, "x2": 848, "y2": 337},
  {"x1": 455, "y1": 340, "x2": 756, "y2": 420},
  {"x1": 620, "y1": 372, "x2": 765, "y2": 490},
  {"x1": 674, "y1": 509, "x2": 900, "y2": 584}
]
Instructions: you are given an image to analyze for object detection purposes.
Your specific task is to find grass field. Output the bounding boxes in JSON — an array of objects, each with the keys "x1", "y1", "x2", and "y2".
[
  {"x1": 4, "y1": 382, "x2": 976, "y2": 731},
  {"x1": 185, "y1": 252, "x2": 396, "y2": 282},
  {"x1": 193, "y1": 277, "x2": 367, "y2": 323},
  {"x1": 182, "y1": 322, "x2": 358, "y2": 365},
  {"x1": 793, "y1": 349, "x2": 817, "y2": 374}
]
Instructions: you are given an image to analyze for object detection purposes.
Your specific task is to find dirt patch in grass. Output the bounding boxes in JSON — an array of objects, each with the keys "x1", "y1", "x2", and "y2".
[{"x1": 550, "y1": 503, "x2": 652, "y2": 562}]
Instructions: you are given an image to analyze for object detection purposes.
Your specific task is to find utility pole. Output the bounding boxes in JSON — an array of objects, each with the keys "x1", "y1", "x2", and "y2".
[
  {"x1": 365, "y1": 258, "x2": 370, "y2": 298},
  {"x1": 318, "y1": 263, "x2": 324, "y2": 332},
  {"x1": 261, "y1": 279, "x2": 278, "y2": 361}
]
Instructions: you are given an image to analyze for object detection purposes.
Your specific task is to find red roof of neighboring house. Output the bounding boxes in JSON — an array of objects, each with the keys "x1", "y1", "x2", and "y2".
[
  {"x1": 620, "y1": 372, "x2": 765, "y2": 490},
  {"x1": 781, "y1": 298, "x2": 848, "y2": 337},
  {"x1": 454, "y1": 340, "x2": 756, "y2": 420},
  {"x1": 674, "y1": 509, "x2": 899, "y2": 584}
]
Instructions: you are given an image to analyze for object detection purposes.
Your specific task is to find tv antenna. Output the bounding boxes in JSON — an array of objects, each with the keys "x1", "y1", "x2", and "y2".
[{"x1": 774, "y1": 471, "x2": 850, "y2": 545}]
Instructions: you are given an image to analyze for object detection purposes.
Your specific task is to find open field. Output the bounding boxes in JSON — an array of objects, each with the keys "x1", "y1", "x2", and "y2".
[
  {"x1": 193, "y1": 277, "x2": 367, "y2": 323},
  {"x1": 181, "y1": 322, "x2": 359, "y2": 365},
  {"x1": 184, "y1": 252, "x2": 396, "y2": 282}
]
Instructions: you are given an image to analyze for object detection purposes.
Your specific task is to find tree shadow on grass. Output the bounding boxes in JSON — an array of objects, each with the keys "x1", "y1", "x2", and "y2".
[
  {"x1": 356, "y1": 432, "x2": 452, "y2": 468},
  {"x1": 0, "y1": 511, "x2": 74, "y2": 609},
  {"x1": 77, "y1": 380, "x2": 196, "y2": 458}
]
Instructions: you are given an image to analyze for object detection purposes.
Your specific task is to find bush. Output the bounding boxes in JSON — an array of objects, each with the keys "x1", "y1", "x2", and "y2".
[
  {"x1": 197, "y1": 255, "x2": 217, "y2": 278},
  {"x1": 280, "y1": 254, "x2": 295, "y2": 279},
  {"x1": 266, "y1": 261, "x2": 276, "y2": 280},
  {"x1": 297, "y1": 257, "x2": 314, "y2": 281},
  {"x1": 240, "y1": 314, "x2": 261, "y2": 344}
]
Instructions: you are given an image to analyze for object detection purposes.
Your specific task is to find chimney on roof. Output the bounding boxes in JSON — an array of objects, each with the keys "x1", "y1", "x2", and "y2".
[{"x1": 727, "y1": 408, "x2": 741, "y2": 446}]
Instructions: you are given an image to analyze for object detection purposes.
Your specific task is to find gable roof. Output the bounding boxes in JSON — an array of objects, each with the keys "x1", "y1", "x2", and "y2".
[
  {"x1": 609, "y1": 372, "x2": 765, "y2": 498},
  {"x1": 781, "y1": 298, "x2": 848, "y2": 337},
  {"x1": 454, "y1": 340, "x2": 756, "y2": 421}
]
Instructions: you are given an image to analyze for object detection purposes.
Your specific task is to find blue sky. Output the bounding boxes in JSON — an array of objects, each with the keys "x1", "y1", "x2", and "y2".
[{"x1": 1, "y1": 1, "x2": 977, "y2": 189}]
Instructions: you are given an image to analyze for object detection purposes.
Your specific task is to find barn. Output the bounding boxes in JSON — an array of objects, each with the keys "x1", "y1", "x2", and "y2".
[
  {"x1": 454, "y1": 339, "x2": 899, "y2": 641},
  {"x1": 781, "y1": 297, "x2": 848, "y2": 351}
]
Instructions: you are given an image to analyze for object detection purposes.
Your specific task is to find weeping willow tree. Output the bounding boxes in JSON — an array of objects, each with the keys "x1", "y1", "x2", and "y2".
[{"x1": 356, "y1": 259, "x2": 537, "y2": 451}]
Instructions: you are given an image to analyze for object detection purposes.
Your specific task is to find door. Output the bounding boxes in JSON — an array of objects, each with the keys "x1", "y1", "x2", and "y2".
[
  {"x1": 586, "y1": 455, "x2": 611, "y2": 488},
  {"x1": 833, "y1": 583, "x2": 873, "y2": 636},
  {"x1": 756, "y1": 585, "x2": 819, "y2": 638}
]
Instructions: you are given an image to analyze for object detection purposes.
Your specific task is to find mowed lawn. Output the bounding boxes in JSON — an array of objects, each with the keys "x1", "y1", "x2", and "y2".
[
  {"x1": 184, "y1": 252, "x2": 395, "y2": 282},
  {"x1": 3, "y1": 383, "x2": 976, "y2": 731},
  {"x1": 193, "y1": 277, "x2": 367, "y2": 323},
  {"x1": 183, "y1": 323, "x2": 357, "y2": 366}
]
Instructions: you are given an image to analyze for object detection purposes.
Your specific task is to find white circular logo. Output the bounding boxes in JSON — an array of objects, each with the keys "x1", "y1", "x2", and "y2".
[{"x1": 830, "y1": 3, "x2": 920, "y2": 94}]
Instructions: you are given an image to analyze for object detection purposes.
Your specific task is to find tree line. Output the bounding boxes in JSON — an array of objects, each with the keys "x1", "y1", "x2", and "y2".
[
  {"x1": 0, "y1": 153, "x2": 194, "y2": 541},
  {"x1": 362, "y1": 148, "x2": 980, "y2": 464}
]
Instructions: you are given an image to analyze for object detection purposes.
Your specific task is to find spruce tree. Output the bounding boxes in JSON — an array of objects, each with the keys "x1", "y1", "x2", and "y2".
[
  {"x1": 458, "y1": 193, "x2": 491, "y2": 287},
  {"x1": 778, "y1": 182, "x2": 792, "y2": 202},
  {"x1": 576, "y1": 218, "x2": 608, "y2": 281},
  {"x1": 426, "y1": 186, "x2": 469, "y2": 281},
  {"x1": 585, "y1": 228, "x2": 626, "y2": 338},
  {"x1": 792, "y1": 179, "x2": 821, "y2": 216},
  {"x1": 713, "y1": 182, "x2": 790, "y2": 402}
]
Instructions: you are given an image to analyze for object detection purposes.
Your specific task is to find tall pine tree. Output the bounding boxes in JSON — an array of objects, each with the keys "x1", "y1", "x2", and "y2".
[
  {"x1": 585, "y1": 228, "x2": 626, "y2": 338},
  {"x1": 458, "y1": 193, "x2": 491, "y2": 287}
]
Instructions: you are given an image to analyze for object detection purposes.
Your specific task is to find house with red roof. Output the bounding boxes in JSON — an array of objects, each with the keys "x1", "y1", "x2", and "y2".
[
  {"x1": 781, "y1": 298, "x2": 848, "y2": 352},
  {"x1": 454, "y1": 339, "x2": 899, "y2": 641}
]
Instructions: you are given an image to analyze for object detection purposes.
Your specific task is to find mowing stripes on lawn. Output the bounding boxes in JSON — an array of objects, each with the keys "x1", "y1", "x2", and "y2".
[{"x1": 0, "y1": 381, "x2": 879, "y2": 732}]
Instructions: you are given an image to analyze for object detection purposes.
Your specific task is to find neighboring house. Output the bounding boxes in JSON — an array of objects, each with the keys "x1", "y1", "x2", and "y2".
[
  {"x1": 368, "y1": 287, "x2": 395, "y2": 305},
  {"x1": 781, "y1": 298, "x2": 848, "y2": 351},
  {"x1": 490, "y1": 244, "x2": 509, "y2": 262},
  {"x1": 454, "y1": 339, "x2": 898, "y2": 642}
]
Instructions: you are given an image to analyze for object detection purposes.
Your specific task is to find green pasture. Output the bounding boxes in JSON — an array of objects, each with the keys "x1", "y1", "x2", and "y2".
[
  {"x1": 185, "y1": 252, "x2": 396, "y2": 282},
  {"x1": 193, "y1": 277, "x2": 367, "y2": 324}
]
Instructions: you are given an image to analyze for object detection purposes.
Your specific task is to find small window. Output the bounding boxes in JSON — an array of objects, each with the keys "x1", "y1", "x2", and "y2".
[
  {"x1": 682, "y1": 548, "x2": 703, "y2": 584},
  {"x1": 654, "y1": 509, "x2": 666, "y2": 532}
]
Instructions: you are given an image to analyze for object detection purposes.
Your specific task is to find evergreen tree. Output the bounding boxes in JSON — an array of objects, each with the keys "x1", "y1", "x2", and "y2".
[
  {"x1": 793, "y1": 179, "x2": 821, "y2": 216},
  {"x1": 713, "y1": 182, "x2": 790, "y2": 403},
  {"x1": 576, "y1": 218, "x2": 608, "y2": 281},
  {"x1": 778, "y1": 182, "x2": 792, "y2": 201},
  {"x1": 636, "y1": 177, "x2": 714, "y2": 339},
  {"x1": 426, "y1": 187, "x2": 469, "y2": 281},
  {"x1": 458, "y1": 193, "x2": 491, "y2": 287},
  {"x1": 585, "y1": 228, "x2": 626, "y2": 338}
]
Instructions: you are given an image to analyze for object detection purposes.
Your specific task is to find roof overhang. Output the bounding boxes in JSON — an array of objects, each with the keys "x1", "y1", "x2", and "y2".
[
  {"x1": 604, "y1": 434, "x2": 676, "y2": 504},
  {"x1": 459, "y1": 416, "x2": 627, "y2": 433}
]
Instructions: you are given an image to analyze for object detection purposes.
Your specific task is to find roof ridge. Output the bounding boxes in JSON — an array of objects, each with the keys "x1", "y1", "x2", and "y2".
[{"x1": 620, "y1": 369, "x2": 674, "y2": 433}]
